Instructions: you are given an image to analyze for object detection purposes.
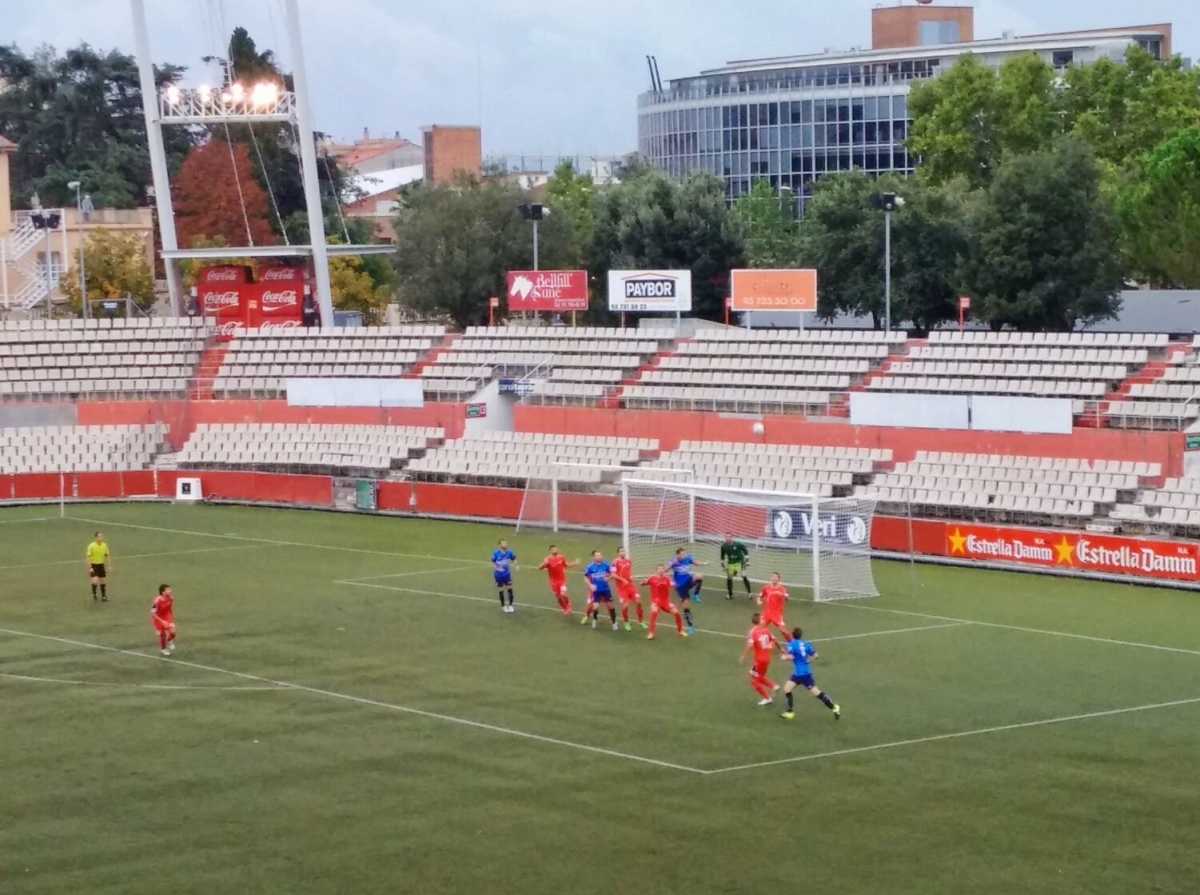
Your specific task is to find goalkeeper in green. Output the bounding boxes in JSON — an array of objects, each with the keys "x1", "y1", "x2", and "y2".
[{"x1": 720, "y1": 534, "x2": 753, "y2": 600}]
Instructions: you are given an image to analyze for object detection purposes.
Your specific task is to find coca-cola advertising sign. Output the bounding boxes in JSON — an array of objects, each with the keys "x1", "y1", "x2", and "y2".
[
  {"x1": 255, "y1": 320, "x2": 303, "y2": 334},
  {"x1": 946, "y1": 524, "x2": 1200, "y2": 582},
  {"x1": 258, "y1": 265, "x2": 306, "y2": 284},
  {"x1": 201, "y1": 289, "x2": 241, "y2": 313},
  {"x1": 260, "y1": 288, "x2": 301, "y2": 314},
  {"x1": 506, "y1": 270, "x2": 589, "y2": 311},
  {"x1": 198, "y1": 265, "x2": 251, "y2": 285},
  {"x1": 214, "y1": 319, "x2": 247, "y2": 343}
]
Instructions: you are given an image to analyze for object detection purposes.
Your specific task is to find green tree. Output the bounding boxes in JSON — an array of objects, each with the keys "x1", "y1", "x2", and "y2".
[
  {"x1": 1060, "y1": 46, "x2": 1200, "y2": 177},
  {"x1": 0, "y1": 43, "x2": 195, "y2": 207},
  {"x1": 1117, "y1": 127, "x2": 1200, "y2": 287},
  {"x1": 61, "y1": 229, "x2": 156, "y2": 312},
  {"x1": 543, "y1": 161, "x2": 595, "y2": 268},
  {"x1": 796, "y1": 172, "x2": 965, "y2": 329},
  {"x1": 590, "y1": 166, "x2": 743, "y2": 321},
  {"x1": 908, "y1": 52, "x2": 1058, "y2": 188},
  {"x1": 329, "y1": 253, "x2": 390, "y2": 325},
  {"x1": 960, "y1": 139, "x2": 1123, "y2": 331},
  {"x1": 391, "y1": 174, "x2": 574, "y2": 327},
  {"x1": 732, "y1": 180, "x2": 799, "y2": 269}
]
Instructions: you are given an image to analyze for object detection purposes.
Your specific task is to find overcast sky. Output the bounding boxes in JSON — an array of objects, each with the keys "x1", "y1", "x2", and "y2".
[{"x1": 8, "y1": 0, "x2": 1197, "y2": 157}]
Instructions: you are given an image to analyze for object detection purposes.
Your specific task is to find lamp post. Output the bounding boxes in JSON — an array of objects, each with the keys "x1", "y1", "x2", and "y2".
[
  {"x1": 30, "y1": 210, "x2": 61, "y2": 318},
  {"x1": 518, "y1": 202, "x2": 549, "y2": 271},
  {"x1": 870, "y1": 192, "x2": 904, "y2": 333},
  {"x1": 67, "y1": 181, "x2": 88, "y2": 320}
]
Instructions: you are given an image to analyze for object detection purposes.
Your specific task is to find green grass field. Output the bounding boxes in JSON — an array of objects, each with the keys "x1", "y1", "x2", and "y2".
[{"x1": 2, "y1": 502, "x2": 1199, "y2": 894}]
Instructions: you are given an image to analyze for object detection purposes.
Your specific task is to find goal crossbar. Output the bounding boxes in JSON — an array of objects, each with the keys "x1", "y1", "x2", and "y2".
[{"x1": 515, "y1": 463, "x2": 694, "y2": 533}]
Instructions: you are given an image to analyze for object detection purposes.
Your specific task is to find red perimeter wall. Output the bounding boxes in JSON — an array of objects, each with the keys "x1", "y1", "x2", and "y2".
[{"x1": 514, "y1": 405, "x2": 1184, "y2": 475}]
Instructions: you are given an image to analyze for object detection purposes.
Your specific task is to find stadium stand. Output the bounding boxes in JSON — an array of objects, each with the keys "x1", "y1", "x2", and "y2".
[
  {"x1": 173, "y1": 423, "x2": 443, "y2": 474},
  {"x1": 212, "y1": 325, "x2": 446, "y2": 397},
  {"x1": 420, "y1": 326, "x2": 675, "y2": 403},
  {"x1": 1111, "y1": 474, "x2": 1200, "y2": 531},
  {"x1": 0, "y1": 318, "x2": 207, "y2": 399},
  {"x1": 623, "y1": 329, "x2": 905, "y2": 413},
  {"x1": 857, "y1": 451, "x2": 1161, "y2": 524},
  {"x1": 406, "y1": 431, "x2": 658, "y2": 484},
  {"x1": 644, "y1": 441, "x2": 893, "y2": 498},
  {"x1": 867, "y1": 331, "x2": 1168, "y2": 401},
  {"x1": 1106, "y1": 338, "x2": 1200, "y2": 429},
  {"x1": 0, "y1": 424, "x2": 167, "y2": 473}
]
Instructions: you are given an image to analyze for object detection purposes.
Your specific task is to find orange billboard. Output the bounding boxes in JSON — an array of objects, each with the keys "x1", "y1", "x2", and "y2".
[{"x1": 730, "y1": 268, "x2": 818, "y2": 312}]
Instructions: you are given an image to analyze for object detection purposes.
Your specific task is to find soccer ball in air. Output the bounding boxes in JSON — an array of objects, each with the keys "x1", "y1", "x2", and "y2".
[{"x1": 752, "y1": 422, "x2": 765, "y2": 435}]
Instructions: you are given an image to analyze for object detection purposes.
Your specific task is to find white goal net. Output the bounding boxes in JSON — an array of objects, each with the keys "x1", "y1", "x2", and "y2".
[
  {"x1": 621, "y1": 478, "x2": 879, "y2": 602},
  {"x1": 515, "y1": 463, "x2": 693, "y2": 533}
]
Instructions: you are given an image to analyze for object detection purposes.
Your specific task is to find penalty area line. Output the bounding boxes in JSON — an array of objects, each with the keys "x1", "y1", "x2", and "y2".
[
  {"x1": 0, "y1": 671, "x2": 285, "y2": 691},
  {"x1": 705, "y1": 695, "x2": 1200, "y2": 774},
  {"x1": 0, "y1": 543, "x2": 262, "y2": 572},
  {"x1": 0, "y1": 625, "x2": 703, "y2": 775}
]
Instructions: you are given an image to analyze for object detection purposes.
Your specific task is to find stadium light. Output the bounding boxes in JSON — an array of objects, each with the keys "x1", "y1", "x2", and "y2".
[
  {"x1": 197, "y1": 84, "x2": 212, "y2": 102},
  {"x1": 518, "y1": 203, "x2": 550, "y2": 270},
  {"x1": 231, "y1": 82, "x2": 245, "y2": 102},
  {"x1": 869, "y1": 192, "x2": 905, "y2": 333},
  {"x1": 165, "y1": 85, "x2": 181, "y2": 105}
]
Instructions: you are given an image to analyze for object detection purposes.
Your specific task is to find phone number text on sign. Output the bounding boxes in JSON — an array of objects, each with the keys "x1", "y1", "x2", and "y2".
[{"x1": 730, "y1": 269, "x2": 817, "y2": 312}]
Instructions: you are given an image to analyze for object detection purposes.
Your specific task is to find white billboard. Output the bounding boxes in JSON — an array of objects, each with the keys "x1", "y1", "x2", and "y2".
[{"x1": 607, "y1": 270, "x2": 693, "y2": 313}]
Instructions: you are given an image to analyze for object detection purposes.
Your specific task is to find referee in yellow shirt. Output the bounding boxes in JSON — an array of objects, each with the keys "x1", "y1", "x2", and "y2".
[{"x1": 86, "y1": 532, "x2": 111, "y2": 602}]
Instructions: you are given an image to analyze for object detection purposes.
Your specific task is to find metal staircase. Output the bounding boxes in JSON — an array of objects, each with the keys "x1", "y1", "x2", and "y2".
[{"x1": 1, "y1": 210, "x2": 65, "y2": 311}]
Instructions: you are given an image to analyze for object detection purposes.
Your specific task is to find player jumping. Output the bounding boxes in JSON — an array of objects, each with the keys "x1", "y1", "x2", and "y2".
[
  {"x1": 492, "y1": 539, "x2": 518, "y2": 613},
  {"x1": 150, "y1": 584, "x2": 176, "y2": 656},
  {"x1": 757, "y1": 572, "x2": 789, "y2": 636},
  {"x1": 612, "y1": 547, "x2": 646, "y2": 631},
  {"x1": 86, "y1": 531, "x2": 110, "y2": 602},
  {"x1": 539, "y1": 545, "x2": 580, "y2": 616},
  {"x1": 781, "y1": 627, "x2": 840, "y2": 721},
  {"x1": 643, "y1": 563, "x2": 687, "y2": 640},
  {"x1": 667, "y1": 547, "x2": 705, "y2": 635},
  {"x1": 720, "y1": 534, "x2": 752, "y2": 600},
  {"x1": 582, "y1": 550, "x2": 619, "y2": 630},
  {"x1": 739, "y1": 612, "x2": 782, "y2": 706}
]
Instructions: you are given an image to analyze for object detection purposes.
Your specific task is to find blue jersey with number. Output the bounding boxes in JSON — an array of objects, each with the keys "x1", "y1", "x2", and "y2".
[
  {"x1": 668, "y1": 555, "x2": 695, "y2": 588},
  {"x1": 584, "y1": 561, "x2": 612, "y2": 594},
  {"x1": 785, "y1": 639, "x2": 816, "y2": 676},
  {"x1": 492, "y1": 548, "x2": 516, "y2": 580}
]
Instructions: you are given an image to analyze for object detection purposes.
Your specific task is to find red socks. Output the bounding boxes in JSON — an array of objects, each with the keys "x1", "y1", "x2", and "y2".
[{"x1": 158, "y1": 630, "x2": 168, "y2": 650}]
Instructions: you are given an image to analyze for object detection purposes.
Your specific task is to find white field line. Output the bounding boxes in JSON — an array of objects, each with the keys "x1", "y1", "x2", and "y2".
[
  {"x1": 0, "y1": 516, "x2": 59, "y2": 525},
  {"x1": 0, "y1": 671, "x2": 285, "y2": 691},
  {"x1": 334, "y1": 579, "x2": 971, "y2": 644},
  {"x1": 0, "y1": 626, "x2": 704, "y2": 774},
  {"x1": 339, "y1": 565, "x2": 481, "y2": 583},
  {"x1": 828, "y1": 600, "x2": 1200, "y2": 658},
  {"x1": 67, "y1": 516, "x2": 1200, "y2": 658},
  {"x1": 0, "y1": 543, "x2": 261, "y2": 572},
  {"x1": 706, "y1": 696, "x2": 1200, "y2": 774}
]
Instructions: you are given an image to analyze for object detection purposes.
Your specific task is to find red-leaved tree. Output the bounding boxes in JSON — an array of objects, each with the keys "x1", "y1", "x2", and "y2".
[{"x1": 172, "y1": 138, "x2": 277, "y2": 249}]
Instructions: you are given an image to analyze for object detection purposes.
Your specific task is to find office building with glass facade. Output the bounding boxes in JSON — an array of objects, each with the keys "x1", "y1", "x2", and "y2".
[{"x1": 637, "y1": 6, "x2": 1172, "y2": 203}]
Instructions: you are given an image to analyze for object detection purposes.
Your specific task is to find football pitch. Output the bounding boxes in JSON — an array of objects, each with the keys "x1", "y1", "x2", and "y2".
[{"x1": 2, "y1": 502, "x2": 1199, "y2": 895}]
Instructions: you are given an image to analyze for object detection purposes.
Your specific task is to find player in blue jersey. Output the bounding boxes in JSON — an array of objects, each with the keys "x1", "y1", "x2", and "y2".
[
  {"x1": 491, "y1": 539, "x2": 518, "y2": 613},
  {"x1": 581, "y1": 550, "x2": 619, "y2": 631},
  {"x1": 781, "y1": 627, "x2": 840, "y2": 721},
  {"x1": 667, "y1": 548, "x2": 707, "y2": 635}
]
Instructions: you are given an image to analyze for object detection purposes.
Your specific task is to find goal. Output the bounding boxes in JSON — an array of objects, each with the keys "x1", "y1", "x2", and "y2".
[
  {"x1": 515, "y1": 463, "x2": 693, "y2": 533},
  {"x1": 621, "y1": 478, "x2": 878, "y2": 602}
]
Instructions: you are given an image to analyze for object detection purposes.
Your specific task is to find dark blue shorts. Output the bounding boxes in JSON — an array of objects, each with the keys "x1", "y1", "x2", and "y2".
[
  {"x1": 790, "y1": 673, "x2": 815, "y2": 689},
  {"x1": 494, "y1": 574, "x2": 512, "y2": 587},
  {"x1": 674, "y1": 578, "x2": 694, "y2": 599},
  {"x1": 591, "y1": 590, "x2": 613, "y2": 603}
]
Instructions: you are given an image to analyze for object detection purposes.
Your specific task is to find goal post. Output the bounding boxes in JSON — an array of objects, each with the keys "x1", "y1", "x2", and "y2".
[
  {"x1": 514, "y1": 463, "x2": 694, "y2": 534},
  {"x1": 621, "y1": 478, "x2": 879, "y2": 602}
]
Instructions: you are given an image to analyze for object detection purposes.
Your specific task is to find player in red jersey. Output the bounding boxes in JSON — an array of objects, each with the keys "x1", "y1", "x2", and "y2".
[
  {"x1": 738, "y1": 612, "x2": 782, "y2": 705},
  {"x1": 150, "y1": 584, "x2": 176, "y2": 657},
  {"x1": 757, "y1": 572, "x2": 789, "y2": 635},
  {"x1": 642, "y1": 563, "x2": 687, "y2": 640},
  {"x1": 538, "y1": 545, "x2": 580, "y2": 615},
  {"x1": 611, "y1": 547, "x2": 647, "y2": 632}
]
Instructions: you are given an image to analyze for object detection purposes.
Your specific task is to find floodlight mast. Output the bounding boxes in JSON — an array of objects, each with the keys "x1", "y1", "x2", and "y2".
[{"x1": 129, "y1": 0, "x2": 336, "y2": 326}]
